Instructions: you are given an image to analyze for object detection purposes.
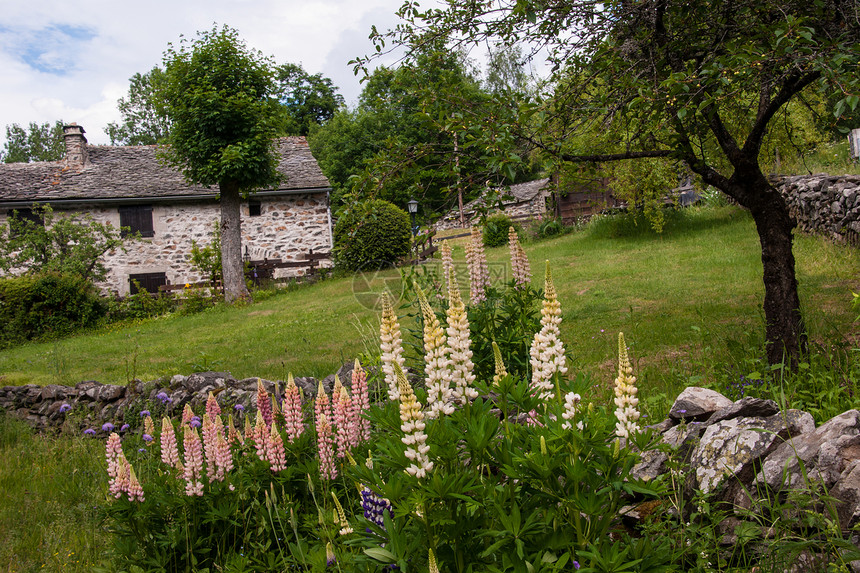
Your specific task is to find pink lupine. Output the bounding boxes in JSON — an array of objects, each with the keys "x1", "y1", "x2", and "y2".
[
  {"x1": 143, "y1": 416, "x2": 155, "y2": 443},
  {"x1": 315, "y1": 381, "x2": 331, "y2": 428},
  {"x1": 334, "y1": 386, "x2": 352, "y2": 458},
  {"x1": 183, "y1": 426, "x2": 205, "y2": 496},
  {"x1": 466, "y1": 226, "x2": 490, "y2": 304},
  {"x1": 205, "y1": 391, "x2": 221, "y2": 422},
  {"x1": 126, "y1": 463, "x2": 145, "y2": 503},
  {"x1": 244, "y1": 416, "x2": 254, "y2": 442},
  {"x1": 316, "y1": 412, "x2": 337, "y2": 480},
  {"x1": 350, "y1": 359, "x2": 371, "y2": 443},
  {"x1": 253, "y1": 411, "x2": 268, "y2": 461},
  {"x1": 110, "y1": 455, "x2": 130, "y2": 499},
  {"x1": 283, "y1": 373, "x2": 305, "y2": 443},
  {"x1": 105, "y1": 432, "x2": 123, "y2": 481},
  {"x1": 181, "y1": 404, "x2": 194, "y2": 428},
  {"x1": 227, "y1": 415, "x2": 243, "y2": 446},
  {"x1": 160, "y1": 417, "x2": 180, "y2": 469},
  {"x1": 331, "y1": 375, "x2": 344, "y2": 415},
  {"x1": 256, "y1": 379, "x2": 273, "y2": 428},
  {"x1": 202, "y1": 416, "x2": 217, "y2": 481},
  {"x1": 509, "y1": 226, "x2": 531, "y2": 288},
  {"x1": 214, "y1": 431, "x2": 234, "y2": 480},
  {"x1": 266, "y1": 422, "x2": 287, "y2": 472}
]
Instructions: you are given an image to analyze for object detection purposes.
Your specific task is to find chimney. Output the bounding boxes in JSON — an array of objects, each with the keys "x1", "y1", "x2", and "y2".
[{"x1": 63, "y1": 123, "x2": 88, "y2": 165}]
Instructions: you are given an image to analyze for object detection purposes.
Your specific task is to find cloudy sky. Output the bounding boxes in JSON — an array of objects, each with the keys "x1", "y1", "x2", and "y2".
[{"x1": 0, "y1": 0, "x2": 410, "y2": 146}]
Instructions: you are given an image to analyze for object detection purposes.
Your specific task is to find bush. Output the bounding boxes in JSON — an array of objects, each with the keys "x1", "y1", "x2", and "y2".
[
  {"x1": 0, "y1": 273, "x2": 106, "y2": 348},
  {"x1": 482, "y1": 212, "x2": 518, "y2": 247},
  {"x1": 333, "y1": 199, "x2": 411, "y2": 270}
]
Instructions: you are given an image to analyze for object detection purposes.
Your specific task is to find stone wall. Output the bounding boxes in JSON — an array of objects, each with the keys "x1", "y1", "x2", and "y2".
[
  {"x1": 776, "y1": 174, "x2": 860, "y2": 243},
  {"x1": 0, "y1": 193, "x2": 333, "y2": 296}
]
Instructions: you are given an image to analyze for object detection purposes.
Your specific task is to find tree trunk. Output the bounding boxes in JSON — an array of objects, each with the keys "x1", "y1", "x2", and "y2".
[
  {"x1": 742, "y1": 180, "x2": 807, "y2": 367},
  {"x1": 219, "y1": 180, "x2": 250, "y2": 303}
]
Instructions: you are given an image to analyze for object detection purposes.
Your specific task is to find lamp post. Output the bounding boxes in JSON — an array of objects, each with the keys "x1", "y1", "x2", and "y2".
[{"x1": 407, "y1": 198, "x2": 419, "y2": 237}]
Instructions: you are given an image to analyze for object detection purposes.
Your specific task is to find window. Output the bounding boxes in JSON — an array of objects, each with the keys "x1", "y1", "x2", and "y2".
[
  {"x1": 248, "y1": 200, "x2": 262, "y2": 217},
  {"x1": 129, "y1": 272, "x2": 167, "y2": 295},
  {"x1": 119, "y1": 205, "x2": 154, "y2": 238}
]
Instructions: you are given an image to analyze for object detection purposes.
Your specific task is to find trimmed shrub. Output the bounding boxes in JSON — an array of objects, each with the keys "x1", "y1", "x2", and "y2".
[
  {"x1": 0, "y1": 273, "x2": 106, "y2": 348},
  {"x1": 333, "y1": 200, "x2": 412, "y2": 270},
  {"x1": 482, "y1": 212, "x2": 519, "y2": 247}
]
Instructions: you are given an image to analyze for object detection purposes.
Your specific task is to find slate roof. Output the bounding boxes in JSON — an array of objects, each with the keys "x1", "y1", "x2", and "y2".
[
  {"x1": 461, "y1": 177, "x2": 552, "y2": 212},
  {"x1": 0, "y1": 136, "x2": 330, "y2": 205}
]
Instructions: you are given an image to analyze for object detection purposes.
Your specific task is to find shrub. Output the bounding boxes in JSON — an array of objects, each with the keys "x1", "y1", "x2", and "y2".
[
  {"x1": 333, "y1": 199, "x2": 411, "y2": 270},
  {"x1": 0, "y1": 273, "x2": 106, "y2": 348},
  {"x1": 537, "y1": 217, "x2": 564, "y2": 238},
  {"x1": 482, "y1": 212, "x2": 518, "y2": 247}
]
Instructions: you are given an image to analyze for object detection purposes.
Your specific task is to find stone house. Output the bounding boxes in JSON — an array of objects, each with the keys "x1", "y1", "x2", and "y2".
[
  {"x1": 435, "y1": 178, "x2": 553, "y2": 231},
  {"x1": 0, "y1": 124, "x2": 333, "y2": 296}
]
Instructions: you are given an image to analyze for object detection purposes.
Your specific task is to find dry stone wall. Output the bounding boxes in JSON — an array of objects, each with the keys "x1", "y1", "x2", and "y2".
[{"x1": 775, "y1": 174, "x2": 860, "y2": 243}]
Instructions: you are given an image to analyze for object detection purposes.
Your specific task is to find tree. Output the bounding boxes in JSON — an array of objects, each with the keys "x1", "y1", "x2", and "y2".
[
  {"x1": 274, "y1": 63, "x2": 344, "y2": 136},
  {"x1": 1, "y1": 121, "x2": 65, "y2": 163},
  {"x1": 160, "y1": 25, "x2": 281, "y2": 303},
  {"x1": 364, "y1": 0, "x2": 860, "y2": 366},
  {"x1": 0, "y1": 204, "x2": 129, "y2": 283},
  {"x1": 105, "y1": 67, "x2": 171, "y2": 146}
]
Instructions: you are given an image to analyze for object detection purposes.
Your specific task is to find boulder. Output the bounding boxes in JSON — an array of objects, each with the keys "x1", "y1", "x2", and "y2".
[
  {"x1": 706, "y1": 397, "x2": 780, "y2": 426},
  {"x1": 669, "y1": 387, "x2": 733, "y2": 422}
]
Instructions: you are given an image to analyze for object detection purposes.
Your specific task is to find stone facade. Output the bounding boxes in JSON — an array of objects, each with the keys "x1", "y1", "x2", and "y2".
[
  {"x1": 435, "y1": 178, "x2": 552, "y2": 231},
  {"x1": 775, "y1": 174, "x2": 860, "y2": 244}
]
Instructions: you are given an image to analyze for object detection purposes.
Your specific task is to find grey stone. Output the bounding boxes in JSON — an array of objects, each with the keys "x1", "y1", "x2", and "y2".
[
  {"x1": 669, "y1": 387, "x2": 733, "y2": 422},
  {"x1": 707, "y1": 397, "x2": 780, "y2": 425}
]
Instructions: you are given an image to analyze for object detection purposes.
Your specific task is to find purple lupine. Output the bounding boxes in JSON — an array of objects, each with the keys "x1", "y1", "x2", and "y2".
[{"x1": 360, "y1": 486, "x2": 394, "y2": 530}]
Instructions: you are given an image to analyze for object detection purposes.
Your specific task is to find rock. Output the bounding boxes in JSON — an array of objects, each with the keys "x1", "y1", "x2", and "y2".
[
  {"x1": 631, "y1": 421, "x2": 707, "y2": 481},
  {"x1": 669, "y1": 387, "x2": 733, "y2": 422},
  {"x1": 178, "y1": 371, "x2": 235, "y2": 394},
  {"x1": 707, "y1": 397, "x2": 780, "y2": 426},
  {"x1": 757, "y1": 410, "x2": 860, "y2": 491},
  {"x1": 831, "y1": 460, "x2": 860, "y2": 530}
]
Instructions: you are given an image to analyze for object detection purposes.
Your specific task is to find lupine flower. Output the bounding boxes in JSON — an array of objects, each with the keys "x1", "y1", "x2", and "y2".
[
  {"x1": 561, "y1": 392, "x2": 584, "y2": 431},
  {"x1": 283, "y1": 373, "x2": 305, "y2": 443},
  {"x1": 315, "y1": 381, "x2": 332, "y2": 427},
  {"x1": 466, "y1": 226, "x2": 490, "y2": 304},
  {"x1": 256, "y1": 379, "x2": 273, "y2": 428},
  {"x1": 143, "y1": 416, "x2": 155, "y2": 438},
  {"x1": 360, "y1": 486, "x2": 393, "y2": 529},
  {"x1": 331, "y1": 374, "x2": 344, "y2": 413},
  {"x1": 396, "y1": 364, "x2": 433, "y2": 478},
  {"x1": 509, "y1": 226, "x2": 531, "y2": 287},
  {"x1": 105, "y1": 432, "x2": 123, "y2": 486},
  {"x1": 126, "y1": 463, "x2": 145, "y2": 503},
  {"x1": 227, "y1": 415, "x2": 243, "y2": 446},
  {"x1": 415, "y1": 283, "x2": 454, "y2": 418},
  {"x1": 266, "y1": 422, "x2": 287, "y2": 472},
  {"x1": 331, "y1": 492, "x2": 353, "y2": 535},
  {"x1": 110, "y1": 454, "x2": 130, "y2": 499},
  {"x1": 59, "y1": 403, "x2": 71, "y2": 413},
  {"x1": 613, "y1": 332, "x2": 640, "y2": 440},
  {"x1": 380, "y1": 291, "x2": 406, "y2": 401},
  {"x1": 253, "y1": 411, "x2": 268, "y2": 460},
  {"x1": 244, "y1": 416, "x2": 254, "y2": 442},
  {"x1": 334, "y1": 386, "x2": 352, "y2": 459},
  {"x1": 325, "y1": 542, "x2": 336, "y2": 567},
  {"x1": 429, "y1": 548, "x2": 439, "y2": 573},
  {"x1": 491, "y1": 341, "x2": 508, "y2": 386},
  {"x1": 529, "y1": 261, "x2": 568, "y2": 401},
  {"x1": 440, "y1": 240, "x2": 454, "y2": 292},
  {"x1": 140, "y1": 410, "x2": 151, "y2": 418},
  {"x1": 316, "y1": 412, "x2": 337, "y2": 481},
  {"x1": 160, "y1": 417, "x2": 181, "y2": 469},
  {"x1": 205, "y1": 392, "x2": 221, "y2": 422},
  {"x1": 350, "y1": 359, "x2": 371, "y2": 443},
  {"x1": 156, "y1": 391, "x2": 171, "y2": 404},
  {"x1": 84, "y1": 428, "x2": 96, "y2": 436},
  {"x1": 181, "y1": 404, "x2": 194, "y2": 427},
  {"x1": 202, "y1": 416, "x2": 218, "y2": 481},
  {"x1": 445, "y1": 267, "x2": 477, "y2": 405},
  {"x1": 102, "y1": 422, "x2": 115, "y2": 433},
  {"x1": 182, "y1": 427, "x2": 205, "y2": 496}
]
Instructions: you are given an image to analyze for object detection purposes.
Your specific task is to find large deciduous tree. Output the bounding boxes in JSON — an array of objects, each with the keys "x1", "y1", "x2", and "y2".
[
  {"x1": 160, "y1": 25, "x2": 281, "y2": 303},
  {"x1": 1, "y1": 121, "x2": 65, "y2": 163},
  {"x1": 274, "y1": 63, "x2": 345, "y2": 136},
  {"x1": 105, "y1": 67, "x2": 171, "y2": 146},
  {"x1": 366, "y1": 0, "x2": 860, "y2": 366}
]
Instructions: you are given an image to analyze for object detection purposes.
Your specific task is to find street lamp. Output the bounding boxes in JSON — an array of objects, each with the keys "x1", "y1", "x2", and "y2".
[{"x1": 407, "y1": 198, "x2": 419, "y2": 237}]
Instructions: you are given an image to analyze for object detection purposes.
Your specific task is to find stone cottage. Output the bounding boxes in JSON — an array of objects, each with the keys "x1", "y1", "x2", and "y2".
[
  {"x1": 435, "y1": 178, "x2": 553, "y2": 231},
  {"x1": 0, "y1": 124, "x2": 333, "y2": 296}
]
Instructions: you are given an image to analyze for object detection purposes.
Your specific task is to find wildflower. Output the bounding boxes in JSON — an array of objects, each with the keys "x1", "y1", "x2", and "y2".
[
  {"x1": 380, "y1": 291, "x2": 406, "y2": 401},
  {"x1": 415, "y1": 283, "x2": 454, "y2": 418},
  {"x1": 315, "y1": 381, "x2": 332, "y2": 427},
  {"x1": 317, "y1": 411, "x2": 337, "y2": 480},
  {"x1": 331, "y1": 492, "x2": 353, "y2": 535},
  {"x1": 142, "y1": 434, "x2": 153, "y2": 443},
  {"x1": 120, "y1": 424, "x2": 130, "y2": 432},
  {"x1": 266, "y1": 422, "x2": 287, "y2": 473},
  {"x1": 445, "y1": 267, "x2": 477, "y2": 405},
  {"x1": 573, "y1": 560, "x2": 580, "y2": 570},
  {"x1": 126, "y1": 463, "x2": 145, "y2": 503},
  {"x1": 83, "y1": 428, "x2": 96, "y2": 436},
  {"x1": 233, "y1": 403, "x2": 244, "y2": 413},
  {"x1": 396, "y1": 364, "x2": 433, "y2": 478},
  {"x1": 182, "y1": 426, "x2": 205, "y2": 496},
  {"x1": 334, "y1": 386, "x2": 353, "y2": 459},
  {"x1": 105, "y1": 432, "x2": 123, "y2": 486},
  {"x1": 156, "y1": 391, "x2": 171, "y2": 404},
  {"x1": 227, "y1": 415, "x2": 243, "y2": 446},
  {"x1": 509, "y1": 226, "x2": 531, "y2": 287},
  {"x1": 189, "y1": 416, "x2": 202, "y2": 429},
  {"x1": 283, "y1": 373, "x2": 305, "y2": 443},
  {"x1": 491, "y1": 341, "x2": 508, "y2": 386},
  {"x1": 110, "y1": 454, "x2": 130, "y2": 498},
  {"x1": 181, "y1": 404, "x2": 194, "y2": 427},
  {"x1": 201, "y1": 416, "x2": 218, "y2": 480},
  {"x1": 360, "y1": 486, "x2": 393, "y2": 529},
  {"x1": 140, "y1": 410, "x2": 151, "y2": 418},
  {"x1": 350, "y1": 359, "x2": 371, "y2": 443},
  {"x1": 465, "y1": 226, "x2": 489, "y2": 304},
  {"x1": 429, "y1": 548, "x2": 439, "y2": 573},
  {"x1": 205, "y1": 392, "x2": 221, "y2": 422},
  {"x1": 529, "y1": 261, "x2": 567, "y2": 401},
  {"x1": 253, "y1": 411, "x2": 268, "y2": 460},
  {"x1": 256, "y1": 379, "x2": 273, "y2": 428},
  {"x1": 59, "y1": 403, "x2": 71, "y2": 413},
  {"x1": 613, "y1": 332, "x2": 641, "y2": 440},
  {"x1": 102, "y1": 422, "x2": 115, "y2": 433},
  {"x1": 561, "y1": 392, "x2": 584, "y2": 431},
  {"x1": 160, "y1": 417, "x2": 180, "y2": 469},
  {"x1": 143, "y1": 415, "x2": 155, "y2": 437},
  {"x1": 440, "y1": 240, "x2": 454, "y2": 288},
  {"x1": 325, "y1": 542, "x2": 336, "y2": 567}
]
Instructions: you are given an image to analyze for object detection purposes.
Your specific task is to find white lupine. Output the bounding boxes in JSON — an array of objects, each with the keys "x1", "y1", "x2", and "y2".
[
  {"x1": 561, "y1": 392, "x2": 584, "y2": 431},
  {"x1": 416, "y1": 283, "x2": 455, "y2": 418},
  {"x1": 445, "y1": 267, "x2": 478, "y2": 404},
  {"x1": 613, "y1": 332, "x2": 641, "y2": 439},
  {"x1": 529, "y1": 261, "x2": 568, "y2": 401},
  {"x1": 466, "y1": 227, "x2": 489, "y2": 304},
  {"x1": 380, "y1": 291, "x2": 406, "y2": 401},
  {"x1": 509, "y1": 226, "x2": 531, "y2": 287},
  {"x1": 396, "y1": 364, "x2": 433, "y2": 478}
]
